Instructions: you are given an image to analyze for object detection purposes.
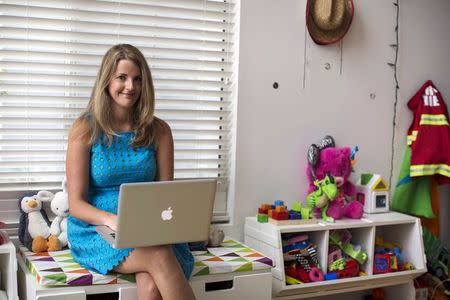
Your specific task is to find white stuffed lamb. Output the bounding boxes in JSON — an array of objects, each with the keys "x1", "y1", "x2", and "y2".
[
  {"x1": 19, "y1": 191, "x2": 61, "y2": 253},
  {"x1": 50, "y1": 179, "x2": 69, "y2": 248}
]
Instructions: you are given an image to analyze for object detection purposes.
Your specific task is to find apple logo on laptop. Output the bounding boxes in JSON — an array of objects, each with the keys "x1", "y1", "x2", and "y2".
[{"x1": 161, "y1": 207, "x2": 173, "y2": 221}]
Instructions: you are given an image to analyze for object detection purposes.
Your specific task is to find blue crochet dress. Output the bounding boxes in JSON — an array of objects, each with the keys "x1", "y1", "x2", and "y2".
[{"x1": 67, "y1": 132, "x2": 194, "y2": 278}]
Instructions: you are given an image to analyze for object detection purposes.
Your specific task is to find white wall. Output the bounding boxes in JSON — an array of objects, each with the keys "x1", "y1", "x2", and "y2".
[{"x1": 225, "y1": 0, "x2": 450, "y2": 244}]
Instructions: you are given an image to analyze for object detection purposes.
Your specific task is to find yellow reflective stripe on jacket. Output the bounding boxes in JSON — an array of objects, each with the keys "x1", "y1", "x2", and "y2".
[
  {"x1": 410, "y1": 164, "x2": 450, "y2": 177},
  {"x1": 407, "y1": 130, "x2": 418, "y2": 145},
  {"x1": 419, "y1": 114, "x2": 449, "y2": 126}
]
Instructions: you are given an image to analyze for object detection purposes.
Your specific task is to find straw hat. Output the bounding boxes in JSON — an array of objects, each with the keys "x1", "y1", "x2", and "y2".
[{"x1": 306, "y1": 0, "x2": 354, "y2": 45}]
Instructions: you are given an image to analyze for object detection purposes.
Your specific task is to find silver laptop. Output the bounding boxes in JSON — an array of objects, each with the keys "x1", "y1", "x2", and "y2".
[{"x1": 96, "y1": 179, "x2": 217, "y2": 248}]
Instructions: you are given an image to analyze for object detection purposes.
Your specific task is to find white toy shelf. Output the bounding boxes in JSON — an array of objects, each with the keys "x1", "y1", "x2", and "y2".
[{"x1": 244, "y1": 212, "x2": 426, "y2": 299}]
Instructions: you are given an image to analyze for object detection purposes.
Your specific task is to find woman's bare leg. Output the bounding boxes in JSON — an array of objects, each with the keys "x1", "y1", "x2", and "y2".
[
  {"x1": 135, "y1": 272, "x2": 162, "y2": 300},
  {"x1": 114, "y1": 245, "x2": 195, "y2": 300}
]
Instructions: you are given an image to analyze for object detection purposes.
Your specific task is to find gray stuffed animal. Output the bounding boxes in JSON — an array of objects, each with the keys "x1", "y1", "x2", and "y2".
[{"x1": 207, "y1": 225, "x2": 225, "y2": 247}]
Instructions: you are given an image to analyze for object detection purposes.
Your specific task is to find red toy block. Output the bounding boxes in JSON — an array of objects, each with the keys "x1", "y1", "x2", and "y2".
[
  {"x1": 258, "y1": 207, "x2": 268, "y2": 214},
  {"x1": 373, "y1": 254, "x2": 391, "y2": 274},
  {"x1": 272, "y1": 211, "x2": 289, "y2": 220}
]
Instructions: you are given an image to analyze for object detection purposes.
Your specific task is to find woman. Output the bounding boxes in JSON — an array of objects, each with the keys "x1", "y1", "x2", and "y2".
[{"x1": 66, "y1": 44, "x2": 196, "y2": 300}]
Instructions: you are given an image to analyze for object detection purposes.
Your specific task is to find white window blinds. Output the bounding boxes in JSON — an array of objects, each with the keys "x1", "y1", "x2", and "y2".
[{"x1": 0, "y1": 0, "x2": 237, "y2": 221}]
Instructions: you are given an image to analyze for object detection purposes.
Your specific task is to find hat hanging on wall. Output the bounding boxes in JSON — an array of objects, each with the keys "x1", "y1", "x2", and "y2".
[{"x1": 306, "y1": 0, "x2": 354, "y2": 45}]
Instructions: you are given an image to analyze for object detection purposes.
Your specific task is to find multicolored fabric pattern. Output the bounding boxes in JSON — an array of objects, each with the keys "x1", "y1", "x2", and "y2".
[
  {"x1": 20, "y1": 240, "x2": 273, "y2": 286},
  {"x1": 20, "y1": 247, "x2": 136, "y2": 286},
  {"x1": 192, "y1": 240, "x2": 274, "y2": 276}
]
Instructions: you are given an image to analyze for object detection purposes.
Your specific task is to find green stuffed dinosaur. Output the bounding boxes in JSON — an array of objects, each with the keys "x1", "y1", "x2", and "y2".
[{"x1": 306, "y1": 174, "x2": 338, "y2": 222}]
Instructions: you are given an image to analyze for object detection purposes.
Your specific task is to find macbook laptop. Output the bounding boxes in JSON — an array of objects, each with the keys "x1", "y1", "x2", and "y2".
[{"x1": 96, "y1": 179, "x2": 217, "y2": 248}]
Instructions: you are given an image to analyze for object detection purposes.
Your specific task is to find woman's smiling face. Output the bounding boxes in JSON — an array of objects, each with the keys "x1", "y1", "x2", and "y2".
[{"x1": 108, "y1": 59, "x2": 142, "y2": 112}]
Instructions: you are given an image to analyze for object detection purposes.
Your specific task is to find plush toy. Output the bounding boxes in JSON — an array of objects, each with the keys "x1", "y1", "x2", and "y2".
[
  {"x1": 306, "y1": 174, "x2": 339, "y2": 222},
  {"x1": 50, "y1": 179, "x2": 69, "y2": 248},
  {"x1": 188, "y1": 226, "x2": 225, "y2": 251},
  {"x1": 207, "y1": 225, "x2": 225, "y2": 247},
  {"x1": 19, "y1": 191, "x2": 62, "y2": 253},
  {"x1": 306, "y1": 136, "x2": 363, "y2": 220}
]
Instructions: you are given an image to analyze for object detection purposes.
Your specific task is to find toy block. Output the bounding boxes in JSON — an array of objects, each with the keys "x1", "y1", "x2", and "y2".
[
  {"x1": 258, "y1": 207, "x2": 268, "y2": 214},
  {"x1": 275, "y1": 205, "x2": 286, "y2": 213},
  {"x1": 257, "y1": 213, "x2": 269, "y2": 223},
  {"x1": 268, "y1": 209, "x2": 273, "y2": 218},
  {"x1": 325, "y1": 272, "x2": 338, "y2": 280},
  {"x1": 373, "y1": 254, "x2": 391, "y2": 274},
  {"x1": 272, "y1": 211, "x2": 289, "y2": 220},
  {"x1": 288, "y1": 211, "x2": 302, "y2": 220},
  {"x1": 274, "y1": 200, "x2": 284, "y2": 207},
  {"x1": 279, "y1": 211, "x2": 289, "y2": 220},
  {"x1": 271, "y1": 211, "x2": 281, "y2": 220},
  {"x1": 261, "y1": 204, "x2": 272, "y2": 210}
]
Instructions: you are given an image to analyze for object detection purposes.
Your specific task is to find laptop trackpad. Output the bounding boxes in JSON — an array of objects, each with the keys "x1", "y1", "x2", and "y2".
[{"x1": 96, "y1": 225, "x2": 117, "y2": 247}]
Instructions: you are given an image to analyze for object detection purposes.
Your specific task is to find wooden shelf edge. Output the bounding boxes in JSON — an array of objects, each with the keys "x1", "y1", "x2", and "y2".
[{"x1": 273, "y1": 270, "x2": 426, "y2": 299}]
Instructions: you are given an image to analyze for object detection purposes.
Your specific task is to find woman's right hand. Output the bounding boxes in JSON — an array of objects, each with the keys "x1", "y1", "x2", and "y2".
[{"x1": 103, "y1": 213, "x2": 118, "y2": 231}]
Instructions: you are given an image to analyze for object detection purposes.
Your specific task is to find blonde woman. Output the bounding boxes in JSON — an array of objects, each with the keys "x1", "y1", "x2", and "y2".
[{"x1": 66, "y1": 44, "x2": 196, "y2": 300}]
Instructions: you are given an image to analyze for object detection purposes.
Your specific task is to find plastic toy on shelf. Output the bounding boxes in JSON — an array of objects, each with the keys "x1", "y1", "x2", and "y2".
[
  {"x1": 373, "y1": 236, "x2": 415, "y2": 274},
  {"x1": 282, "y1": 233, "x2": 324, "y2": 285},
  {"x1": 306, "y1": 174, "x2": 338, "y2": 223},
  {"x1": 256, "y1": 200, "x2": 317, "y2": 226},
  {"x1": 325, "y1": 229, "x2": 368, "y2": 281},
  {"x1": 330, "y1": 229, "x2": 368, "y2": 265},
  {"x1": 355, "y1": 173, "x2": 390, "y2": 214}
]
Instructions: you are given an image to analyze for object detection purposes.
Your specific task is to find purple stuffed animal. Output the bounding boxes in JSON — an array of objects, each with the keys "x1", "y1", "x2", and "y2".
[{"x1": 306, "y1": 146, "x2": 363, "y2": 220}]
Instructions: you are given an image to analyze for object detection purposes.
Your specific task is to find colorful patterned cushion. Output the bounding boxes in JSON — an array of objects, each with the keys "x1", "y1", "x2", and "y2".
[
  {"x1": 19, "y1": 247, "x2": 136, "y2": 286},
  {"x1": 20, "y1": 239, "x2": 273, "y2": 287},
  {"x1": 191, "y1": 239, "x2": 274, "y2": 276}
]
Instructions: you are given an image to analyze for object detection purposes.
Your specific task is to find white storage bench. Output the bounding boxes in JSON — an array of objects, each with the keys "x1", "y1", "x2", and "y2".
[{"x1": 17, "y1": 239, "x2": 274, "y2": 300}]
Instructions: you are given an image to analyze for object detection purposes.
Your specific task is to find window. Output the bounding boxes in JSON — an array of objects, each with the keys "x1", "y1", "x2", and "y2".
[{"x1": 0, "y1": 0, "x2": 238, "y2": 226}]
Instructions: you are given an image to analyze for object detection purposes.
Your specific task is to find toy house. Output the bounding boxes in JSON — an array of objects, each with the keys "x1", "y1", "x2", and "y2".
[{"x1": 355, "y1": 174, "x2": 390, "y2": 214}]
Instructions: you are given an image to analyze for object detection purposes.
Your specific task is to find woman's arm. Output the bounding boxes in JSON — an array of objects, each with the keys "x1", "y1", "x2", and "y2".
[
  {"x1": 155, "y1": 119, "x2": 174, "y2": 182},
  {"x1": 66, "y1": 118, "x2": 118, "y2": 230}
]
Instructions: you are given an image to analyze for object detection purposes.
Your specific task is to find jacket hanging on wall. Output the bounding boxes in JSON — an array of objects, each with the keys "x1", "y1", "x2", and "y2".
[
  {"x1": 392, "y1": 80, "x2": 450, "y2": 219},
  {"x1": 408, "y1": 80, "x2": 450, "y2": 183}
]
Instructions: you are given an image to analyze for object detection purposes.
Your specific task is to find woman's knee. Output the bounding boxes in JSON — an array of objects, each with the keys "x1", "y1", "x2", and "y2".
[
  {"x1": 139, "y1": 245, "x2": 174, "y2": 261},
  {"x1": 137, "y1": 245, "x2": 178, "y2": 271},
  {"x1": 136, "y1": 272, "x2": 161, "y2": 300}
]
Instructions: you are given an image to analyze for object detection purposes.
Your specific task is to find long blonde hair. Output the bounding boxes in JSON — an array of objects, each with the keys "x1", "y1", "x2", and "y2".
[{"x1": 81, "y1": 44, "x2": 162, "y2": 147}]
